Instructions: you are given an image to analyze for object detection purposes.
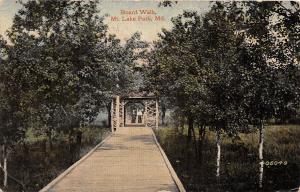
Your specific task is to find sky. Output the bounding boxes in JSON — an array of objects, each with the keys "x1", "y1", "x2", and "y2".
[{"x1": 0, "y1": 0, "x2": 211, "y2": 42}]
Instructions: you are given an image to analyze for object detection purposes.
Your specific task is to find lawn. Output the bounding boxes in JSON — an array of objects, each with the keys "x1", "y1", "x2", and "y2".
[
  {"x1": 1, "y1": 126, "x2": 110, "y2": 192},
  {"x1": 155, "y1": 124, "x2": 300, "y2": 192}
]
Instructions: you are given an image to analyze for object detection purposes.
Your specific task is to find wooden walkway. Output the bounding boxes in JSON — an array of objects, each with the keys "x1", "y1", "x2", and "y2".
[{"x1": 40, "y1": 127, "x2": 185, "y2": 192}]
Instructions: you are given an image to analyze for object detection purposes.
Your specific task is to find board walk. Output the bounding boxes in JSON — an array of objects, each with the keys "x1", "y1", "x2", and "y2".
[{"x1": 40, "y1": 127, "x2": 185, "y2": 192}]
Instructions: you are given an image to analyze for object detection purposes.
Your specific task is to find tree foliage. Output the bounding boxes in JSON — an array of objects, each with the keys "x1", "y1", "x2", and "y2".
[
  {"x1": 0, "y1": 1, "x2": 147, "y2": 187},
  {"x1": 146, "y1": 1, "x2": 300, "y2": 185}
]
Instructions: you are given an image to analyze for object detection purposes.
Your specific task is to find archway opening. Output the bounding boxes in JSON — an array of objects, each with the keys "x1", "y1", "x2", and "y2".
[{"x1": 124, "y1": 101, "x2": 145, "y2": 126}]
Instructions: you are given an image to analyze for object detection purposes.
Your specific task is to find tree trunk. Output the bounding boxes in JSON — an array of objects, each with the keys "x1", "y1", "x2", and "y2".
[
  {"x1": 107, "y1": 103, "x2": 111, "y2": 128},
  {"x1": 191, "y1": 126, "x2": 198, "y2": 157},
  {"x1": 68, "y1": 129, "x2": 75, "y2": 164},
  {"x1": 161, "y1": 106, "x2": 166, "y2": 126},
  {"x1": 42, "y1": 140, "x2": 47, "y2": 155},
  {"x1": 258, "y1": 121, "x2": 264, "y2": 189},
  {"x1": 216, "y1": 129, "x2": 221, "y2": 178},
  {"x1": 48, "y1": 132, "x2": 53, "y2": 151},
  {"x1": 179, "y1": 116, "x2": 185, "y2": 134},
  {"x1": 76, "y1": 130, "x2": 82, "y2": 149},
  {"x1": 23, "y1": 142, "x2": 29, "y2": 157},
  {"x1": 186, "y1": 117, "x2": 193, "y2": 175},
  {"x1": 174, "y1": 117, "x2": 179, "y2": 132},
  {"x1": 198, "y1": 125, "x2": 206, "y2": 162},
  {"x1": 187, "y1": 116, "x2": 194, "y2": 142},
  {"x1": 3, "y1": 144, "x2": 7, "y2": 187},
  {"x1": 0, "y1": 144, "x2": 2, "y2": 169},
  {"x1": 68, "y1": 130, "x2": 73, "y2": 153}
]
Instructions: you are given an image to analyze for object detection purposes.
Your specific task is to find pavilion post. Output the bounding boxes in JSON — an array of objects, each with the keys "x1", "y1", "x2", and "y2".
[
  {"x1": 155, "y1": 98, "x2": 159, "y2": 129},
  {"x1": 144, "y1": 101, "x2": 148, "y2": 127},
  {"x1": 111, "y1": 98, "x2": 114, "y2": 132},
  {"x1": 121, "y1": 100, "x2": 125, "y2": 127},
  {"x1": 115, "y1": 95, "x2": 120, "y2": 130}
]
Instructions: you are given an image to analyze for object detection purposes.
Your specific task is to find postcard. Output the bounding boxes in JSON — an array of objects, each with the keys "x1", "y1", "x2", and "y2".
[{"x1": 0, "y1": 1, "x2": 299, "y2": 192}]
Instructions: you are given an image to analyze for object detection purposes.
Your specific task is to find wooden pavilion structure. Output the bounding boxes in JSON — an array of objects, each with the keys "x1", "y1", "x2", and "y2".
[{"x1": 111, "y1": 94, "x2": 159, "y2": 131}]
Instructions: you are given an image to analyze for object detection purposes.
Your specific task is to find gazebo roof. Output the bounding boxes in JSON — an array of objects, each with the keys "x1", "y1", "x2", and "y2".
[{"x1": 116, "y1": 91, "x2": 157, "y2": 100}]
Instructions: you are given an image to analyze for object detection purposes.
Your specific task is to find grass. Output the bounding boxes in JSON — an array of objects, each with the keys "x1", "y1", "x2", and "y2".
[
  {"x1": 155, "y1": 124, "x2": 300, "y2": 192},
  {"x1": 1, "y1": 126, "x2": 110, "y2": 192}
]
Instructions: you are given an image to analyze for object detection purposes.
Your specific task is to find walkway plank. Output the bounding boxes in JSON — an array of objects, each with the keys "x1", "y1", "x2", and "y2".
[{"x1": 40, "y1": 127, "x2": 183, "y2": 192}]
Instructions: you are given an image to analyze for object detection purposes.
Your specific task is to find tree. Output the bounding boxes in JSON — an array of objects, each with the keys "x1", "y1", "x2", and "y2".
[
  {"x1": 6, "y1": 0, "x2": 121, "y2": 147},
  {"x1": 0, "y1": 0, "x2": 146, "y2": 187},
  {"x1": 0, "y1": 34, "x2": 30, "y2": 188},
  {"x1": 1, "y1": 0, "x2": 148, "y2": 155},
  {"x1": 147, "y1": 4, "x2": 251, "y2": 180},
  {"x1": 224, "y1": 1, "x2": 300, "y2": 188},
  {"x1": 147, "y1": 1, "x2": 300, "y2": 190},
  {"x1": 0, "y1": 35, "x2": 9, "y2": 188},
  {"x1": 198, "y1": 3, "x2": 252, "y2": 178},
  {"x1": 103, "y1": 32, "x2": 148, "y2": 128}
]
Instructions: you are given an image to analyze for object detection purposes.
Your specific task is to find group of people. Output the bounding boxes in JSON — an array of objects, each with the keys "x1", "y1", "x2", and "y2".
[{"x1": 131, "y1": 109, "x2": 144, "y2": 124}]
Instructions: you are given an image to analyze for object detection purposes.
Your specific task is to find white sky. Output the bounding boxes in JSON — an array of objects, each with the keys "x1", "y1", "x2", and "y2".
[{"x1": 0, "y1": 0, "x2": 211, "y2": 42}]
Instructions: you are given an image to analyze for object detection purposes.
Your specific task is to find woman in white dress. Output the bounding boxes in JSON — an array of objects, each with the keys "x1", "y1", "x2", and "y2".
[{"x1": 137, "y1": 110, "x2": 143, "y2": 123}]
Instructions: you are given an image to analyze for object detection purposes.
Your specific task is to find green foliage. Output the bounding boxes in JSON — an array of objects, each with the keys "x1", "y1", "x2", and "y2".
[
  {"x1": 0, "y1": 3, "x2": 148, "y2": 190},
  {"x1": 158, "y1": 1, "x2": 178, "y2": 8},
  {"x1": 234, "y1": 2, "x2": 299, "y2": 124},
  {"x1": 147, "y1": 5, "x2": 251, "y2": 135},
  {"x1": 0, "y1": 35, "x2": 28, "y2": 146},
  {"x1": 0, "y1": 0, "x2": 148, "y2": 148},
  {"x1": 6, "y1": 126, "x2": 109, "y2": 192},
  {"x1": 156, "y1": 125, "x2": 300, "y2": 191},
  {"x1": 147, "y1": 5, "x2": 300, "y2": 187},
  {"x1": 147, "y1": 1, "x2": 300, "y2": 135}
]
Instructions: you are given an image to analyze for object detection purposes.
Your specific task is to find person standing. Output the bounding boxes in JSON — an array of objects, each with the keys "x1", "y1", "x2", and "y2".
[
  {"x1": 137, "y1": 109, "x2": 143, "y2": 123},
  {"x1": 132, "y1": 109, "x2": 137, "y2": 123}
]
